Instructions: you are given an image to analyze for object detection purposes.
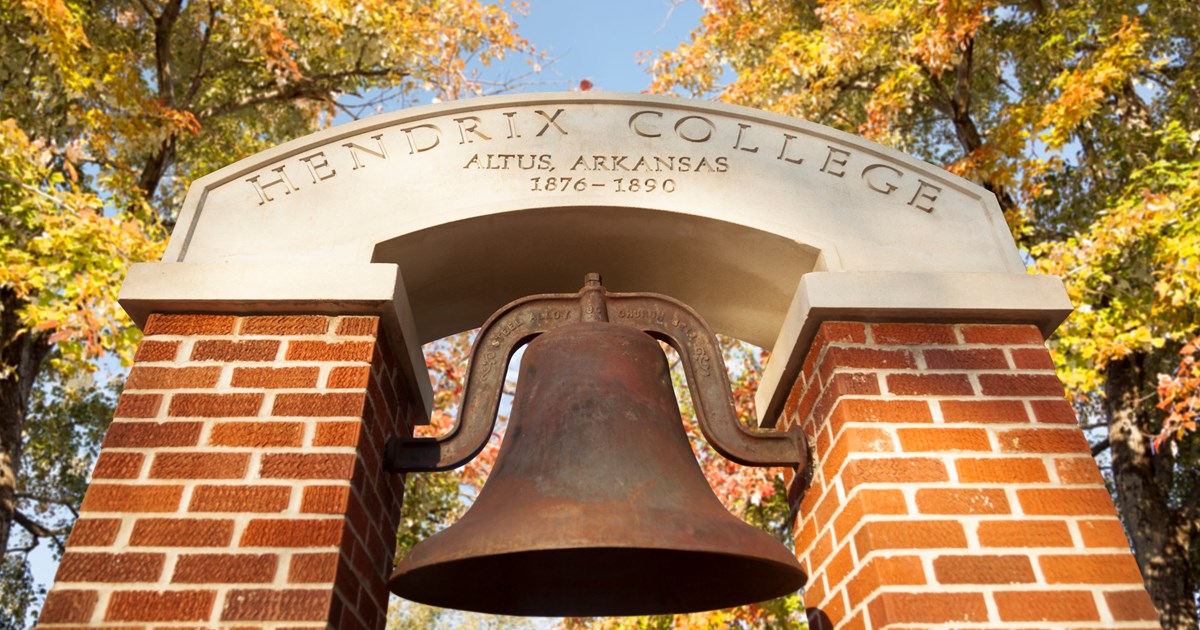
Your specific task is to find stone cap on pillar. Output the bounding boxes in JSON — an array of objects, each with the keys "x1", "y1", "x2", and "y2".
[
  {"x1": 755, "y1": 271, "x2": 1074, "y2": 428},
  {"x1": 118, "y1": 261, "x2": 433, "y2": 416}
]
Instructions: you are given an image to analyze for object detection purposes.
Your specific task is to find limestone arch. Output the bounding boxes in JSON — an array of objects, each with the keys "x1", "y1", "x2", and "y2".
[{"x1": 120, "y1": 93, "x2": 1070, "y2": 425}]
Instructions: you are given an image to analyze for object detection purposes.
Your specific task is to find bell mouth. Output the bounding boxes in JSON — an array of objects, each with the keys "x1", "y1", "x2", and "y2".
[{"x1": 390, "y1": 546, "x2": 807, "y2": 617}]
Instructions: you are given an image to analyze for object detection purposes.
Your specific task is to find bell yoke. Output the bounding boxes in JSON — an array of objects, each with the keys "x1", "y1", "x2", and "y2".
[{"x1": 385, "y1": 274, "x2": 811, "y2": 616}]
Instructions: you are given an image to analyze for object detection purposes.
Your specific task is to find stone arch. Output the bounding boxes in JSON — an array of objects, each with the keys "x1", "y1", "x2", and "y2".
[{"x1": 121, "y1": 93, "x2": 1067, "y2": 424}]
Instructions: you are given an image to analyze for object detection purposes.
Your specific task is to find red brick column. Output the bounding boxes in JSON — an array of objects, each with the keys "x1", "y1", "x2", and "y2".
[
  {"x1": 37, "y1": 314, "x2": 415, "y2": 629},
  {"x1": 787, "y1": 322, "x2": 1160, "y2": 629}
]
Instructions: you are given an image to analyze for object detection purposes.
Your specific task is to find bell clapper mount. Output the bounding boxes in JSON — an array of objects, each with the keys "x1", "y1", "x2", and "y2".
[{"x1": 384, "y1": 273, "x2": 811, "y2": 499}]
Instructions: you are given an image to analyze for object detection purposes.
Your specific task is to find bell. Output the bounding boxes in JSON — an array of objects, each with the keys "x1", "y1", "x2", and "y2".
[{"x1": 390, "y1": 317, "x2": 808, "y2": 616}]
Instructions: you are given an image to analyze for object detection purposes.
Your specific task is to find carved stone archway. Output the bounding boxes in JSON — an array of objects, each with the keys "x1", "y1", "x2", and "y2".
[{"x1": 38, "y1": 94, "x2": 1159, "y2": 629}]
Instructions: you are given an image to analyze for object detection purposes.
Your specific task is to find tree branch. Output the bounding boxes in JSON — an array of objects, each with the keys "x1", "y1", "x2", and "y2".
[
  {"x1": 182, "y1": 2, "x2": 218, "y2": 107},
  {"x1": 13, "y1": 508, "x2": 68, "y2": 553},
  {"x1": 197, "y1": 67, "x2": 407, "y2": 121},
  {"x1": 1091, "y1": 437, "x2": 1111, "y2": 457}
]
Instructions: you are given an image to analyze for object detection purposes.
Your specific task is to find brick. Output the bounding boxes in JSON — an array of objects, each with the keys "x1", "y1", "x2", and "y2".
[
  {"x1": 221, "y1": 589, "x2": 332, "y2": 622},
  {"x1": 231, "y1": 367, "x2": 320, "y2": 389},
  {"x1": 1078, "y1": 519, "x2": 1130, "y2": 548},
  {"x1": 189, "y1": 485, "x2": 291, "y2": 513},
  {"x1": 997, "y1": 428, "x2": 1089, "y2": 453},
  {"x1": 81, "y1": 484, "x2": 183, "y2": 513},
  {"x1": 959, "y1": 324, "x2": 1043, "y2": 346},
  {"x1": 1018, "y1": 488, "x2": 1117, "y2": 516},
  {"x1": 130, "y1": 518, "x2": 235, "y2": 547},
  {"x1": 845, "y1": 555, "x2": 925, "y2": 604},
  {"x1": 978, "y1": 374, "x2": 1066, "y2": 397},
  {"x1": 66, "y1": 519, "x2": 121, "y2": 547},
  {"x1": 127, "y1": 366, "x2": 220, "y2": 390},
  {"x1": 1040, "y1": 553, "x2": 1145, "y2": 584},
  {"x1": 240, "y1": 315, "x2": 329, "y2": 335},
  {"x1": 915, "y1": 488, "x2": 1010, "y2": 515},
  {"x1": 821, "y1": 426, "x2": 895, "y2": 480},
  {"x1": 336, "y1": 317, "x2": 380, "y2": 336},
  {"x1": 106, "y1": 590, "x2": 216, "y2": 622},
  {"x1": 821, "y1": 545, "x2": 857, "y2": 592},
  {"x1": 241, "y1": 519, "x2": 344, "y2": 547},
  {"x1": 1105, "y1": 590, "x2": 1160, "y2": 621},
  {"x1": 261, "y1": 453, "x2": 356, "y2": 480},
  {"x1": 326, "y1": 366, "x2": 371, "y2": 389},
  {"x1": 301, "y1": 485, "x2": 351, "y2": 514},
  {"x1": 313, "y1": 421, "x2": 361, "y2": 447},
  {"x1": 38, "y1": 590, "x2": 98, "y2": 624},
  {"x1": 817, "y1": 587, "x2": 848, "y2": 625},
  {"x1": 923, "y1": 348, "x2": 1009, "y2": 370},
  {"x1": 886, "y1": 373, "x2": 973, "y2": 396},
  {"x1": 994, "y1": 590, "x2": 1099, "y2": 622},
  {"x1": 191, "y1": 339, "x2": 281, "y2": 362},
  {"x1": 819, "y1": 347, "x2": 916, "y2": 384},
  {"x1": 1056, "y1": 457, "x2": 1105, "y2": 484},
  {"x1": 289, "y1": 553, "x2": 340, "y2": 583},
  {"x1": 114, "y1": 393, "x2": 164, "y2": 418},
  {"x1": 939, "y1": 399, "x2": 1028, "y2": 424},
  {"x1": 56, "y1": 552, "x2": 165, "y2": 582},
  {"x1": 896, "y1": 427, "x2": 991, "y2": 452},
  {"x1": 870, "y1": 323, "x2": 957, "y2": 345},
  {"x1": 867, "y1": 592, "x2": 988, "y2": 625},
  {"x1": 103, "y1": 422, "x2": 202, "y2": 448},
  {"x1": 831, "y1": 489, "x2": 908, "y2": 542},
  {"x1": 977, "y1": 519, "x2": 1073, "y2": 548},
  {"x1": 210, "y1": 421, "x2": 304, "y2": 447},
  {"x1": 842, "y1": 457, "x2": 948, "y2": 491},
  {"x1": 796, "y1": 507, "x2": 819, "y2": 550},
  {"x1": 854, "y1": 520, "x2": 967, "y2": 555},
  {"x1": 1010, "y1": 347, "x2": 1056, "y2": 370},
  {"x1": 809, "y1": 531, "x2": 835, "y2": 572},
  {"x1": 135, "y1": 340, "x2": 181, "y2": 362},
  {"x1": 144, "y1": 314, "x2": 236, "y2": 336},
  {"x1": 273, "y1": 393, "x2": 365, "y2": 417},
  {"x1": 150, "y1": 452, "x2": 249, "y2": 479},
  {"x1": 831, "y1": 399, "x2": 931, "y2": 431},
  {"x1": 933, "y1": 555, "x2": 1034, "y2": 584},
  {"x1": 782, "y1": 381, "x2": 808, "y2": 427},
  {"x1": 285, "y1": 341, "x2": 374, "y2": 362},
  {"x1": 956, "y1": 457, "x2": 1049, "y2": 483},
  {"x1": 173, "y1": 554, "x2": 278, "y2": 583},
  {"x1": 1031, "y1": 398, "x2": 1079, "y2": 424},
  {"x1": 92, "y1": 452, "x2": 144, "y2": 479},
  {"x1": 815, "y1": 373, "x2": 883, "y2": 424},
  {"x1": 169, "y1": 393, "x2": 264, "y2": 417},
  {"x1": 823, "y1": 321, "x2": 872, "y2": 342}
]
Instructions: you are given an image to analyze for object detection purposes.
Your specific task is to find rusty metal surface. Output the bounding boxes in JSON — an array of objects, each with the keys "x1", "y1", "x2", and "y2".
[
  {"x1": 386, "y1": 274, "x2": 809, "y2": 477},
  {"x1": 390, "y1": 320, "x2": 807, "y2": 615}
]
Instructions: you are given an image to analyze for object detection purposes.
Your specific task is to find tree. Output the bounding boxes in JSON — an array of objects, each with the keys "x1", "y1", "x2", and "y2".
[
  {"x1": 647, "y1": 0, "x2": 1199, "y2": 626},
  {"x1": 0, "y1": 0, "x2": 531, "y2": 624}
]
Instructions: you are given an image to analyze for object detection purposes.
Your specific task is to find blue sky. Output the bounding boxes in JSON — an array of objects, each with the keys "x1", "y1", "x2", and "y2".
[{"x1": 506, "y1": 0, "x2": 704, "y2": 94}]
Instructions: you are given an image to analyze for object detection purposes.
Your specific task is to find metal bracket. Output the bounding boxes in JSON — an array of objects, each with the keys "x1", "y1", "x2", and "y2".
[{"x1": 385, "y1": 274, "x2": 810, "y2": 493}]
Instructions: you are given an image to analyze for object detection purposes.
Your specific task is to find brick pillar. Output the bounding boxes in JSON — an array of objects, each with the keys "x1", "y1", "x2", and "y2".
[
  {"x1": 37, "y1": 314, "x2": 415, "y2": 629},
  {"x1": 787, "y1": 322, "x2": 1160, "y2": 629}
]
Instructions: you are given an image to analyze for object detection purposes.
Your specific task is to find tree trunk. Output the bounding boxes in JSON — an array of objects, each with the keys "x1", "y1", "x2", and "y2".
[
  {"x1": 1105, "y1": 354, "x2": 1198, "y2": 629},
  {"x1": 1, "y1": 288, "x2": 52, "y2": 555}
]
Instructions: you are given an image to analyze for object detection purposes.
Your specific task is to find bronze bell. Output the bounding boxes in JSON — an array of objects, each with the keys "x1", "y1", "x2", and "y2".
[{"x1": 387, "y1": 274, "x2": 810, "y2": 617}]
